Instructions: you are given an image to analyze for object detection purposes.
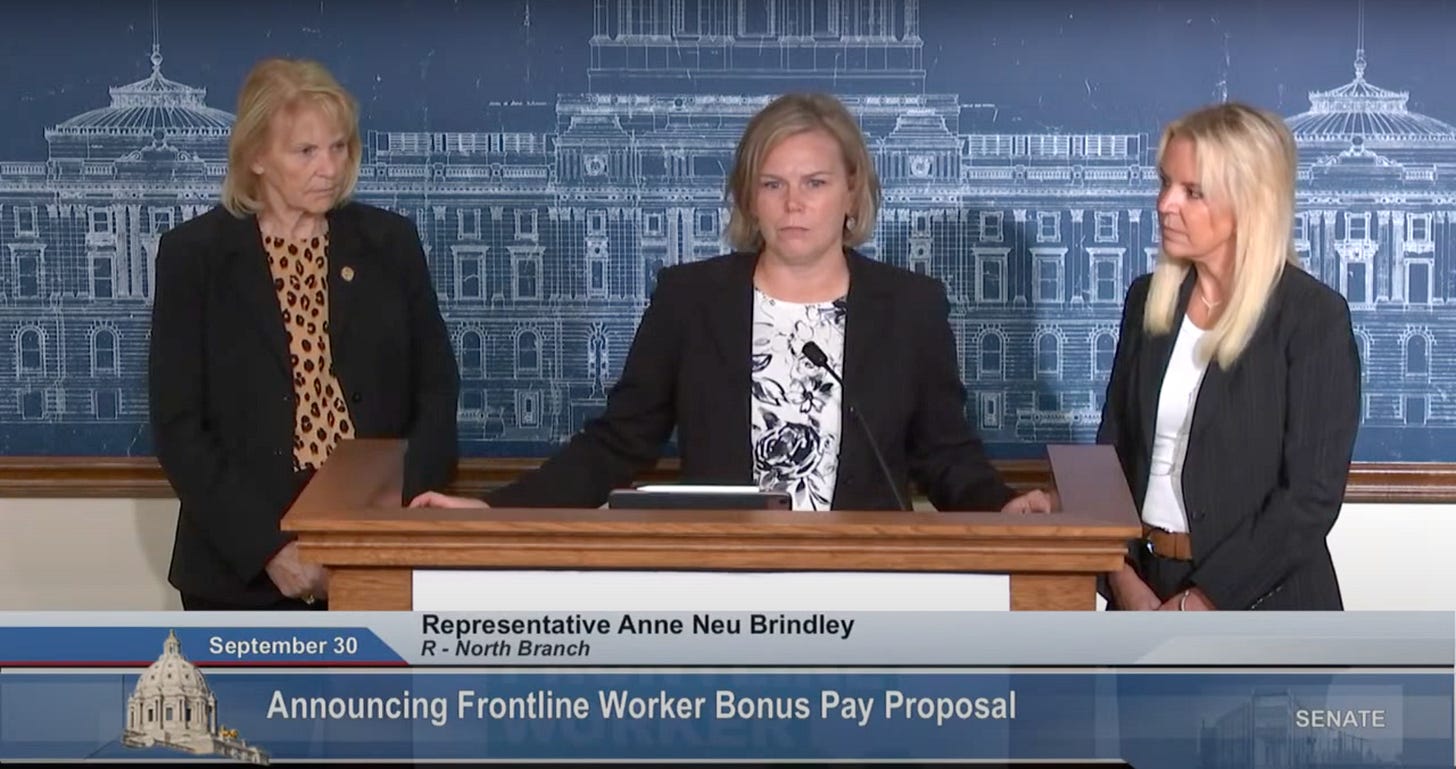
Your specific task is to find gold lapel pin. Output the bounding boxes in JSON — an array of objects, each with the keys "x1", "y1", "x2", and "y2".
[{"x1": 340, "y1": 266, "x2": 355, "y2": 282}]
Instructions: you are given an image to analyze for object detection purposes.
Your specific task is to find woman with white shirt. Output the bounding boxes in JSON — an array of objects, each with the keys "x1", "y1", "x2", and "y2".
[{"x1": 1097, "y1": 103, "x2": 1361, "y2": 611}]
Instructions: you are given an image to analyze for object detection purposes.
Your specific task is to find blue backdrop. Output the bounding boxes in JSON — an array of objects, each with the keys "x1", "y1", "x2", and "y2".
[{"x1": 2, "y1": 0, "x2": 1453, "y2": 461}]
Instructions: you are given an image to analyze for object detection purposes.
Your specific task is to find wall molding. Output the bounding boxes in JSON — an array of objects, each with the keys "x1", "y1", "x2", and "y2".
[{"x1": 0, "y1": 457, "x2": 1449, "y2": 503}]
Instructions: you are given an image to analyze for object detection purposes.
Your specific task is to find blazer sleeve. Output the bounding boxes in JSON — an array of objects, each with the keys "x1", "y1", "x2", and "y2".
[
  {"x1": 485, "y1": 268, "x2": 686, "y2": 508},
  {"x1": 1094, "y1": 277, "x2": 1148, "y2": 601},
  {"x1": 1096, "y1": 276, "x2": 1147, "y2": 452},
  {"x1": 1187, "y1": 294, "x2": 1361, "y2": 610},
  {"x1": 907, "y1": 281, "x2": 1016, "y2": 511},
  {"x1": 148, "y1": 229, "x2": 291, "y2": 581},
  {"x1": 392, "y1": 216, "x2": 460, "y2": 501}
]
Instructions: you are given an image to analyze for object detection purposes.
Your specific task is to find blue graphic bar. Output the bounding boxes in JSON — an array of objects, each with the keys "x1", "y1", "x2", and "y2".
[{"x1": 0, "y1": 670, "x2": 1447, "y2": 767}]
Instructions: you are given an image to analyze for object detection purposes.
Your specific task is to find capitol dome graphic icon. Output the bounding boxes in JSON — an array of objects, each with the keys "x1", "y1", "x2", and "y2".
[{"x1": 120, "y1": 630, "x2": 268, "y2": 764}]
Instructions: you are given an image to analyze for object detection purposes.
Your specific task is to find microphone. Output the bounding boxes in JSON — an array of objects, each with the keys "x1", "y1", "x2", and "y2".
[{"x1": 801, "y1": 341, "x2": 910, "y2": 512}]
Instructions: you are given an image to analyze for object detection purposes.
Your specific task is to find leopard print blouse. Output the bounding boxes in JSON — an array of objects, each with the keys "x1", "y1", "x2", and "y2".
[{"x1": 263, "y1": 232, "x2": 355, "y2": 470}]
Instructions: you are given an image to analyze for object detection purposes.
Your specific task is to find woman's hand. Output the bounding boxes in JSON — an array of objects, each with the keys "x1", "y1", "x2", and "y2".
[
  {"x1": 265, "y1": 541, "x2": 328, "y2": 602},
  {"x1": 409, "y1": 491, "x2": 490, "y2": 509},
  {"x1": 1001, "y1": 489, "x2": 1055, "y2": 513},
  {"x1": 1109, "y1": 562, "x2": 1161, "y2": 611},
  {"x1": 1160, "y1": 587, "x2": 1216, "y2": 611}
]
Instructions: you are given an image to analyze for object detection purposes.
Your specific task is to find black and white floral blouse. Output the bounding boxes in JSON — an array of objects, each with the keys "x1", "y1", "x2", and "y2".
[{"x1": 749, "y1": 288, "x2": 847, "y2": 511}]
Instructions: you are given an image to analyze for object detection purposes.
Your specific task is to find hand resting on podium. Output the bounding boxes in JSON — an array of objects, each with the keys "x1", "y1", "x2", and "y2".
[
  {"x1": 1001, "y1": 489, "x2": 1055, "y2": 514},
  {"x1": 411, "y1": 492, "x2": 489, "y2": 509}
]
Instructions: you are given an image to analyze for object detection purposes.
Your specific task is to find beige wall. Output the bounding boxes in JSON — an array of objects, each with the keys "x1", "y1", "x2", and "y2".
[
  {"x1": 0, "y1": 498, "x2": 181, "y2": 610},
  {"x1": 1, "y1": 498, "x2": 1452, "y2": 611}
]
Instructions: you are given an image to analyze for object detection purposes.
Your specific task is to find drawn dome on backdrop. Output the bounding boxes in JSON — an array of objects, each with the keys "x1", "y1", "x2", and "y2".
[
  {"x1": 44, "y1": 46, "x2": 233, "y2": 162},
  {"x1": 52, "y1": 49, "x2": 233, "y2": 136},
  {"x1": 1287, "y1": 50, "x2": 1456, "y2": 144},
  {"x1": 121, "y1": 630, "x2": 268, "y2": 765}
]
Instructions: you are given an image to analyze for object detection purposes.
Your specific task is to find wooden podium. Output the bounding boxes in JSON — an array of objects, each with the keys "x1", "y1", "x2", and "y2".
[{"x1": 281, "y1": 440, "x2": 1140, "y2": 611}]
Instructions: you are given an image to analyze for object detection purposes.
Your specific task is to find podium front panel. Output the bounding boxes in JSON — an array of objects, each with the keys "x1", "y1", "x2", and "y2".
[{"x1": 413, "y1": 570, "x2": 1014, "y2": 612}]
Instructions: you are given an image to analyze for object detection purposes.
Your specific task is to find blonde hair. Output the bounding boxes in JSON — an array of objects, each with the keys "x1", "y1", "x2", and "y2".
[
  {"x1": 724, "y1": 93, "x2": 880, "y2": 252},
  {"x1": 1145, "y1": 102, "x2": 1300, "y2": 369},
  {"x1": 221, "y1": 58, "x2": 362, "y2": 216}
]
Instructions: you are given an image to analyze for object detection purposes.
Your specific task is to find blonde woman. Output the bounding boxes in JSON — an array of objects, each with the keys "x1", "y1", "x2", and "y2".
[
  {"x1": 149, "y1": 59, "x2": 459, "y2": 610},
  {"x1": 1098, "y1": 102, "x2": 1360, "y2": 611},
  {"x1": 415, "y1": 93, "x2": 1047, "y2": 514}
]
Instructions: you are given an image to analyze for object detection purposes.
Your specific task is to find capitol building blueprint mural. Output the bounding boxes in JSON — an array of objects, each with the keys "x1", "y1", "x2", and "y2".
[{"x1": 2, "y1": 0, "x2": 1455, "y2": 461}]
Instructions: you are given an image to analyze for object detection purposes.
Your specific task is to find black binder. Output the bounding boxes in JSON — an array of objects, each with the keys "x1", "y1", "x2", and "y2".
[{"x1": 607, "y1": 486, "x2": 792, "y2": 510}]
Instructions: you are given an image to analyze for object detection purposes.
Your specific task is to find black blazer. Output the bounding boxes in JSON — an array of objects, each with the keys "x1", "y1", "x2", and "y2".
[
  {"x1": 488, "y1": 250, "x2": 1014, "y2": 512},
  {"x1": 1097, "y1": 267, "x2": 1360, "y2": 610},
  {"x1": 149, "y1": 202, "x2": 459, "y2": 607}
]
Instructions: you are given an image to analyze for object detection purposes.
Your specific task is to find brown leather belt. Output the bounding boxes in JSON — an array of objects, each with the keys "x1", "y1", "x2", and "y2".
[{"x1": 1142, "y1": 524, "x2": 1193, "y2": 561}]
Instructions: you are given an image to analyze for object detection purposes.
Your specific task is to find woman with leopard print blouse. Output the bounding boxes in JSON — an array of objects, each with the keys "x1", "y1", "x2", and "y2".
[{"x1": 149, "y1": 59, "x2": 459, "y2": 610}]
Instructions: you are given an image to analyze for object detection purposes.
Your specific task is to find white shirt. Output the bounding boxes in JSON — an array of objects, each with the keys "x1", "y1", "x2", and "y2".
[
  {"x1": 748, "y1": 289, "x2": 846, "y2": 511},
  {"x1": 1141, "y1": 314, "x2": 1209, "y2": 534}
]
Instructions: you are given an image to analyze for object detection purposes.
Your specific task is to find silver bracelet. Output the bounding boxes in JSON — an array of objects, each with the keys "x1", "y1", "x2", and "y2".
[{"x1": 1178, "y1": 590, "x2": 1191, "y2": 611}]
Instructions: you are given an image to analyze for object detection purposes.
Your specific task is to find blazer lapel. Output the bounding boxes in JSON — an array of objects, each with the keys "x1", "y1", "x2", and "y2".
[
  {"x1": 1137, "y1": 270, "x2": 1197, "y2": 459},
  {"x1": 701, "y1": 252, "x2": 756, "y2": 480},
  {"x1": 1187, "y1": 271, "x2": 1289, "y2": 442},
  {"x1": 223, "y1": 213, "x2": 290, "y2": 373},
  {"x1": 832, "y1": 250, "x2": 892, "y2": 506},
  {"x1": 1188, "y1": 360, "x2": 1226, "y2": 443},
  {"x1": 839, "y1": 250, "x2": 890, "y2": 417},
  {"x1": 324, "y1": 207, "x2": 362, "y2": 357}
]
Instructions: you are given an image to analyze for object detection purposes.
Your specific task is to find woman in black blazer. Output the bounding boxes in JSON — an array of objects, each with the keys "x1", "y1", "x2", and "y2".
[
  {"x1": 415, "y1": 93, "x2": 1046, "y2": 514},
  {"x1": 1099, "y1": 103, "x2": 1360, "y2": 611},
  {"x1": 149, "y1": 59, "x2": 459, "y2": 610}
]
